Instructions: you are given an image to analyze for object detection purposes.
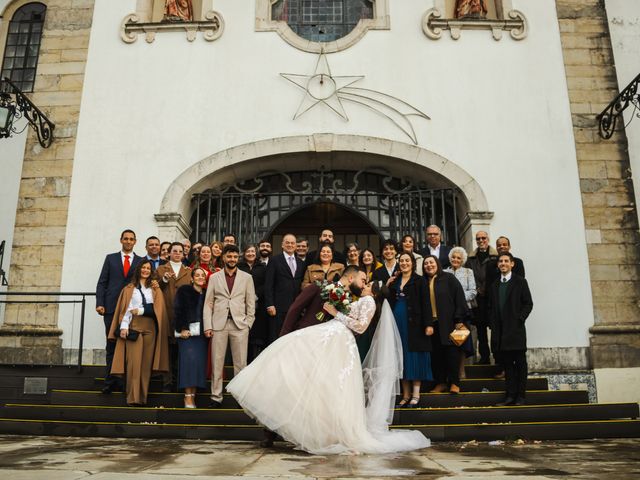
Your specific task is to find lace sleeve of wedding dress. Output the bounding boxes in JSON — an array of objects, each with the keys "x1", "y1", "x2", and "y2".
[{"x1": 334, "y1": 296, "x2": 376, "y2": 334}]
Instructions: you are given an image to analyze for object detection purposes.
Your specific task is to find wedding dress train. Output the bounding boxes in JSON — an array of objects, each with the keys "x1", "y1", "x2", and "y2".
[{"x1": 226, "y1": 295, "x2": 430, "y2": 454}]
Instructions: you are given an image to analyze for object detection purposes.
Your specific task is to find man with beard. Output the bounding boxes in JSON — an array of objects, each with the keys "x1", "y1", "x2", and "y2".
[
  {"x1": 258, "y1": 239, "x2": 272, "y2": 266},
  {"x1": 204, "y1": 244, "x2": 256, "y2": 408},
  {"x1": 305, "y1": 229, "x2": 346, "y2": 266},
  {"x1": 280, "y1": 265, "x2": 367, "y2": 336}
]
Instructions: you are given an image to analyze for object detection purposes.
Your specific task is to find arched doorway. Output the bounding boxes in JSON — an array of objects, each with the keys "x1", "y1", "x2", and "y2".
[
  {"x1": 270, "y1": 201, "x2": 381, "y2": 254},
  {"x1": 189, "y1": 169, "x2": 461, "y2": 251}
]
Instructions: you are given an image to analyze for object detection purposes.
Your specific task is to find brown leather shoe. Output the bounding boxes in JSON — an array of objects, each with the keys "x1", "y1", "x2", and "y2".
[
  {"x1": 493, "y1": 371, "x2": 506, "y2": 379},
  {"x1": 429, "y1": 383, "x2": 448, "y2": 393},
  {"x1": 449, "y1": 384, "x2": 460, "y2": 394}
]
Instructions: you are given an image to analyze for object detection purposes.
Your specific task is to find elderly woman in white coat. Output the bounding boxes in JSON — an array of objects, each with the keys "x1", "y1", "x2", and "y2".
[{"x1": 444, "y1": 246, "x2": 477, "y2": 378}]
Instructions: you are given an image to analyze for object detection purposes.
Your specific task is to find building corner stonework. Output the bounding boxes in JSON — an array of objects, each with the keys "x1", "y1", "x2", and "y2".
[{"x1": 0, "y1": 0, "x2": 96, "y2": 364}]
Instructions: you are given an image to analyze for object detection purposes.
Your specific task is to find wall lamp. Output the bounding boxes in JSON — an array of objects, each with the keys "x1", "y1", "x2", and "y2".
[{"x1": 0, "y1": 77, "x2": 55, "y2": 148}]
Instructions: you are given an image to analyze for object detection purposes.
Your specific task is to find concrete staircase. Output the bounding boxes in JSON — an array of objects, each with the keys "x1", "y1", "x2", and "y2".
[{"x1": 0, "y1": 364, "x2": 638, "y2": 442}]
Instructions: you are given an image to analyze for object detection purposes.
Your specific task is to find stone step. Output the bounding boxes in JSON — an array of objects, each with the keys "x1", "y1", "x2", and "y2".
[
  {"x1": 48, "y1": 389, "x2": 590, "y2": 408},
  {"x1": 0, "y1": 416, "x2": 637, "y2": 442},
  {"x1": 1, "y1": 402, "x2": 636, "y2": 426}
]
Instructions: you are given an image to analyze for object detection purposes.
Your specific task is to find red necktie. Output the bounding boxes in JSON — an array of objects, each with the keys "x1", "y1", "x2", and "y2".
[{"x1": 123, "y1": 255, "x2": 131, "y2": 278}]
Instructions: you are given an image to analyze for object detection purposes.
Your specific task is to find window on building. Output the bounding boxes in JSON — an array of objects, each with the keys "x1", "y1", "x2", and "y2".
[
  {"x1": 272, "y1": 0, "x2": 373, "y2": 43},
  {"x1": 1, "y1": 3, "x2": 47, "y2": 92}
]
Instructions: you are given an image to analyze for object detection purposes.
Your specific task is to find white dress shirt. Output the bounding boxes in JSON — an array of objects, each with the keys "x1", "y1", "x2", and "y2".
[
  {"x1": 501, "y1": 272, "x2": 513, "y2": 283},
  {"x1": 120, "y1": 284, "x2": 154, "y2": 329}
]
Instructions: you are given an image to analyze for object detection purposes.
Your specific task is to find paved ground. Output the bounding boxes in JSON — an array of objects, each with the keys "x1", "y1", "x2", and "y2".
[{"x1": 0, "y1": 436, "x2": 638, "y2": 479}]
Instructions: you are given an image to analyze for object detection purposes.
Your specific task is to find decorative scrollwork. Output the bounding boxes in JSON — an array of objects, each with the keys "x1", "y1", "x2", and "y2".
[
  {"x1": 0, "y1": 78, "x2": 55, "y2": 148},
  {"x1": 120, "y1": 11, "x2": 224, "y2": 44},
  {"x1": 212, "y1": 169, "x2": 420, "y2": 196},
  {"x1": 597, "y1": 71, "x2": 640, "y2": 139},
  {"x1": 423, "y1": 7, "x2": 528, "y2": 41}
]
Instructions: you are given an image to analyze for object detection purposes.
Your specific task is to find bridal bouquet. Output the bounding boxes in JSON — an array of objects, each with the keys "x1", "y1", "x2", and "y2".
[{"x1": 315, "y1": 281, "x2": 351, "y2": 321}]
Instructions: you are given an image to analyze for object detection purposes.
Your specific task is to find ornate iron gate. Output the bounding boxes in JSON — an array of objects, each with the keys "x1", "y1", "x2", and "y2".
[{"x1": 190, "y1": 169, "x2": 460, "y2": 248}]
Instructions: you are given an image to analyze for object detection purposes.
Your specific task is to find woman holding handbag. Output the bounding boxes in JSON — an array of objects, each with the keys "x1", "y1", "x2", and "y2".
[
  {"x1": 174, "y1": 267, "x2": 208, "y2": 408},
  {"x1": 108, "y1": 260, "x2": 170, "y2": 406},
  {"x1": 444, "y1": 247, "x2": 477, "y2": 378},
  {"x1": 422, "y1": 255, "x2": 468, "y2": 394}
]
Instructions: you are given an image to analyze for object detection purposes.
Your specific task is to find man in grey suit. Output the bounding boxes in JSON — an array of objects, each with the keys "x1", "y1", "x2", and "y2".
[{"x1": 204, "y1": 244, "x2": 256, "y2": 408}]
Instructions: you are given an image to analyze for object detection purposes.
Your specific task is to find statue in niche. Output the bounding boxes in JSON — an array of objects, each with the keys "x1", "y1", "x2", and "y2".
[
  {"x1": 163, "y1": 0, "x2": 193, "y2": 22},
  {"x1": 455, "y1": 0, "x2": 488, "y2": 19}
]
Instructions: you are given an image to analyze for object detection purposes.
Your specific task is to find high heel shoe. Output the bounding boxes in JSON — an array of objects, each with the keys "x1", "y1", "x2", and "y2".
[
  {"x1": 184, "y1": 393, "x2": 196, "y2": 409},
  {"x1": 395, "y1": 397, "x2": 410, "y2": 408}
]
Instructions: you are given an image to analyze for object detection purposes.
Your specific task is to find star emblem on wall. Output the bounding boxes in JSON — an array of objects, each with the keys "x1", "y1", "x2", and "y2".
[{"x1": 280, "y1": 53, "x2": 430, "y2": 144}]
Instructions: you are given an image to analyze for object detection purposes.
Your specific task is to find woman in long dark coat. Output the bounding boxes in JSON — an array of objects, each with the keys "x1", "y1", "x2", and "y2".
[
  {"x1": 174, "y1": 267, "x2": 208, "y2": 408},
  {"x1": 387, "y1": 252, "x2": 434, "y2": 407},
  {"x1": 423, "y1": 255, "x2": 468, "y2": 394}
]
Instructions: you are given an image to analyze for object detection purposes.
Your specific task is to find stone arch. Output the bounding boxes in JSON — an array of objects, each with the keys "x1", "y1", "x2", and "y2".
[{"x1": 155, "y1": 134, "x2": 493, "y2": 248}]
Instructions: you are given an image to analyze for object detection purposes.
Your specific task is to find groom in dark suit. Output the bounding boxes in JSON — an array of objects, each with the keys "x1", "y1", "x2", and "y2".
[
  {"x1": 279, "y1": 265, "x2": 367, "y2": 336},
  {"x1": 264, "y1": 233, "x2": 305, "y2": 345},
  {"x1": 96, "y1": 229, "x2": 143, "y2": 393}
]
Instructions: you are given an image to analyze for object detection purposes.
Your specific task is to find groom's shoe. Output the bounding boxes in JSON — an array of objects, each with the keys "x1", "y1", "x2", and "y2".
[{"x1": 260, "y1": 429, "x2": 276, "y2": 448}]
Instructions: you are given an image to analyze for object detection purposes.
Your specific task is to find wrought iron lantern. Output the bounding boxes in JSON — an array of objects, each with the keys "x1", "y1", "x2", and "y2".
[{"x1": 0, "y1": 77, "x2": 55, "y2": 148}]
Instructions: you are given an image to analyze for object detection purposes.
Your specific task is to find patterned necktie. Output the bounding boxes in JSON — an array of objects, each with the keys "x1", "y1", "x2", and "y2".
[
  {"x1": 123, "y1": 255, "x2": 131, "y2": 278},
  {"x1": 287, "y1": 255, "x2": 296, "y2": 276}
]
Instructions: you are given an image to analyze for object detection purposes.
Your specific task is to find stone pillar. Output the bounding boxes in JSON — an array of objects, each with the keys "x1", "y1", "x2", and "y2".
[
  {"x1": 0, "y1": 0, "x2": 96, "y2": 364},
  {"x1": 557, "y1": 0, "x2": 640, "y2": 368},
  {"x1": 459, "y1": 211, "x2": 494, "y2": 251},
  {"x1": 154, "y1": 213, "x2": 192, "y2": 242}
]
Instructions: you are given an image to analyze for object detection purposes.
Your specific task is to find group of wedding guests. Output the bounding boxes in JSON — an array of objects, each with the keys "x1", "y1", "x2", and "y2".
[{"x1": 96, "y1": 224, "x2": 533, "y2": 411}]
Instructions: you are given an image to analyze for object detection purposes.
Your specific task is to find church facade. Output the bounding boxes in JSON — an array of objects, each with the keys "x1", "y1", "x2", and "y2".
[{"x1": 0, "y1": 0, "x2": 639, "y2": 403}]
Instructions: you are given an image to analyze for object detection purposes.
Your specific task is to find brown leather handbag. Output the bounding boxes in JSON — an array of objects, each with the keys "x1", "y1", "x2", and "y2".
[{"x1": 449, "y1": 326, "x2": 470, "y2": 346}]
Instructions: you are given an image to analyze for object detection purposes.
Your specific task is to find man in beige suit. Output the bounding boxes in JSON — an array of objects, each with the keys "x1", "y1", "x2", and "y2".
[{"x1": 204, "y1": 244, "x2": 256, "y2": 407}]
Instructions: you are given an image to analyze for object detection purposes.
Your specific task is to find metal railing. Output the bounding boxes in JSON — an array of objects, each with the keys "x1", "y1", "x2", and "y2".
[
  {"x1": 0, "y1": 291, "x2": 95, "y2": 372},
  {"x1": 0, "y1": 241, "x2": 8, "y2": 286}
]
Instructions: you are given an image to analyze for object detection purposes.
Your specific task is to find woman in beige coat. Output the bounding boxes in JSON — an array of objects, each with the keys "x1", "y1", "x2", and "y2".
[
  {"x1": 108, "y1": 260, "x2": 170, "y2": 406},
  {"x1": 301, "y1": 243, "x2": 345, "y2": 289}
]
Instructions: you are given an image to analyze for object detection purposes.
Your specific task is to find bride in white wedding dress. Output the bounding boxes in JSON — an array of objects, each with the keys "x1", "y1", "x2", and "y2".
[{"x1": 226, "y1": 282, "x2": 430, "y2": 455}]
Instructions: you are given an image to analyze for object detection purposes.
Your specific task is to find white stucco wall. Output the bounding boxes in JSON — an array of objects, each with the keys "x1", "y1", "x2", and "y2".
[
  {"x1": 0, "y1": 127, "x2": 27, "y2": 325},
  {"x1": 58, "y1": 0, "x2": 594, "y2": 353},
  {"x1": 605, "y1": 0, "x2": 640, "y2": 226}
]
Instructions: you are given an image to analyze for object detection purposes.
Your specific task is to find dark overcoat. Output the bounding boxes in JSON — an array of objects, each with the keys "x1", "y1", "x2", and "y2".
[
  {"x1": 424, "y1": 271, "x2": 468, "y2": 346},
  {"x1": 173, "y1": 284, "x2": 205, "y2": 333},
  {"x1": 386, "y1": 273, "x2": 433, "y2": 352},
  {"x1": 488, "y1": 274, "x2": 533, "y2": 351}
]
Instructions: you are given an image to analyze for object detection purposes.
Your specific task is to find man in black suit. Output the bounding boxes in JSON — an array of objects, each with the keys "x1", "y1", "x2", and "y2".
[
  {"x1": 96, "y1": 229, "x2": 143, "y2": 393},
  {"x1": 305, "y1": 229, "x2": 346, "y2": 266},
  {"x1": 264, "y1": 233, "x2": 305, "y2": 345},
  {"x1": 489, "y1": 252, "x2": 533, "y2": 406},
  {"x1": 467, "y1": 230, "x2": 499, "y2": 364},
  {"x1": 421, "y1": 225, "x2": 451, "y2": 269},
  {"x1": 258, "y1": 239, "x2": 272, "y2": 266}
]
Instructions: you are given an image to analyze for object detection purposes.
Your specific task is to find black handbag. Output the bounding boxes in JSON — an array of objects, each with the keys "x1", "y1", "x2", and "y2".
[{"x1": 118, "y1": 328, "x2": 139, "y2": 341}]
